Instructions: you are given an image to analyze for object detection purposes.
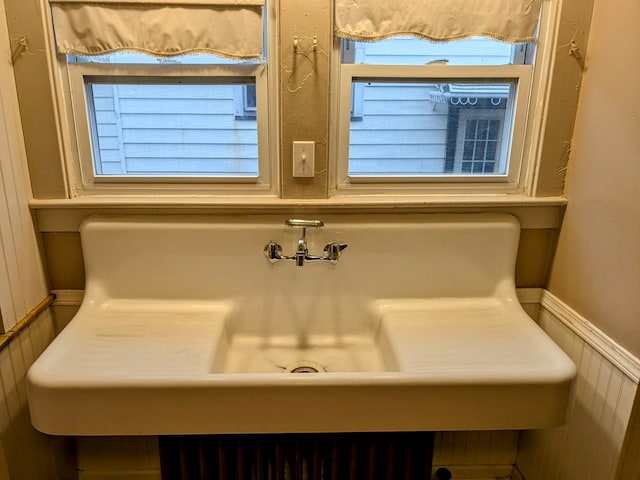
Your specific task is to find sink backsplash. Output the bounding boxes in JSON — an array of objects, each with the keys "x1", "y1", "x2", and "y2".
[{"x1": 82, "y1": 213, "x2": 520, "y2": 337}]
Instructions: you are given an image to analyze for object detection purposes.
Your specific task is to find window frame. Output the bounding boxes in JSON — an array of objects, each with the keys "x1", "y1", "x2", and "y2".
[
  {"x1": 57, "y1": 3, "x2": 278, "y2": 198},
  {"x1": 234, "y1": 84, "x2": 258, "y2": 120},
  {"x1": 329, "y1": 0, "x2": 559, "y2": 197},
  {"x1": 333, "y1": 64, "x2": 532, "y2": 193}
]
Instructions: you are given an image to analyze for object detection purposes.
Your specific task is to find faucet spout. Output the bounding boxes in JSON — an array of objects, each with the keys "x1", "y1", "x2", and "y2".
[{"x1": 295, "y1": 236, "x2": 307, "y2": 266}]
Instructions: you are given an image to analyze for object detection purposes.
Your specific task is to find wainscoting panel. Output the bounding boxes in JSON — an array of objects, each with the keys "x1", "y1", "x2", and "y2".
[
  {"x1": 516, "y1": 292, "x2": 639, "y2": 480},
  {"x1": 432, "y1": 431, "x2": 517, "y2": 479},
  {"x1": 77, "y1": 436, "x2": 161, "y2": 480},
  {"x1": 0, "y1": 308, "x2": 75, "y2": 479}
]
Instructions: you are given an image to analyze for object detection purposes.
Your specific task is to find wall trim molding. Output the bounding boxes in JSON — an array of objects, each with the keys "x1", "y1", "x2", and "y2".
[
  {"x1": 0, "y1": 294, "x2": 55, "y2": 350},
  {"x1": 431, "y1": 464, "x2": 513, "y2": 479},
  {"x1": 540, "y1": 289, "x2": 640, "y2": 384},
  {"x1": 516, "y1": 287, "x2": 543, "y2": 304},
  {"x1": 33, "y1": 202, "x2": 566, "y2": 232},
  {"x1": 51, "y1": 289, "x2": 84, "y2": 306}
]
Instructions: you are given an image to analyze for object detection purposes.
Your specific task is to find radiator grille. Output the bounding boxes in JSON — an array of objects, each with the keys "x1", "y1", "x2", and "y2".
[{"x1": 159, "y1": 432, "x2": 434, "y2": 480}]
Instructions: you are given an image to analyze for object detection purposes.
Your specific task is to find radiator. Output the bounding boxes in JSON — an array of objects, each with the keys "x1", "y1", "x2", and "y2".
[{"x1": 159, "y1": 432, "x2": 435, "y2": 480}]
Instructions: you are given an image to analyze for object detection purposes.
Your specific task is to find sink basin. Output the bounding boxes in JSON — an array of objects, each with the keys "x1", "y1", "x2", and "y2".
[
  {"x1": 216, "y1": 333, "x2": 391, "y2": 373},
  {"x1": 27, "y1": 214, "x2": 575, "y2": 435}
]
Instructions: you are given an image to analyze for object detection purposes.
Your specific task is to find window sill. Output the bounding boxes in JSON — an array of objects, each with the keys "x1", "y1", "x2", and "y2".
[{"x1": 30, "y1": 194, "x2": 566, "y2": 231}]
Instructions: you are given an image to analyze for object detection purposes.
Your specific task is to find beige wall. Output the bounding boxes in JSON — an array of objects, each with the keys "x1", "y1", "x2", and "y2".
[
  {"x1": 547, "y1": 0, "x2": 640, "y2": 357},
  {"x1": 547, "y1": 3, "x2": 640, "y2": 473}
]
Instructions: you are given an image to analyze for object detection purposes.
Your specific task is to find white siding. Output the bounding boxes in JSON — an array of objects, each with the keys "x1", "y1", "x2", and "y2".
[
  {"x1": 92, "y1": 83, "x2": 258, "y2": 176},
  {"x1": 347, "y1": 38, "x2": 514, "y2": 176},
  {"x1": 349, "y1": 83, "x2": 449, "y2": 174}
]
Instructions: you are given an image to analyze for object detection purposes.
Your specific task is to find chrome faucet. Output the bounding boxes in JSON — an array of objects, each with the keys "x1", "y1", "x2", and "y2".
[{"x1": 264, "y1": 219, "x2": 347, "y2": 267}]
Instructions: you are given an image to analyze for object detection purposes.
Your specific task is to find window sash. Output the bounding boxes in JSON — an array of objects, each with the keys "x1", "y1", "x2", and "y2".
[
  {"x1": 334, "y1": 64, "x2": 532, "y2": 193},
  {"x1": 67, "y1": 62, "x2": 273, "y2": 192}
]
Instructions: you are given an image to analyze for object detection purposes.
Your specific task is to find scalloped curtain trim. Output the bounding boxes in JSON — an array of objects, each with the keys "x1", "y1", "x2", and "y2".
[
  {"x1": 334, "y1": 0, "x2": 542, "y2": 44},
  {"x1": 50, "y1": 2, "x2": 264, "y2": 59}
]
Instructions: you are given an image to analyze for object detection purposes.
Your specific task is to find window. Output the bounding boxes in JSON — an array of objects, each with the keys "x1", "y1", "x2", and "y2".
[
  {"x1": 70, "y1": 57, "x2": 265, "y2": 180},
  {"x1": 52, "y1": 0, "x2": 277, "y2": 195},
  {"x1": 332, "y1": 0, "x2": 544, "y2": 195},
  {"x1": 454, "y1": 109, "x2": 505, "y2": 174},
  {"x1": 334, "y1": 38, "x2": 532, "y2": 193}
]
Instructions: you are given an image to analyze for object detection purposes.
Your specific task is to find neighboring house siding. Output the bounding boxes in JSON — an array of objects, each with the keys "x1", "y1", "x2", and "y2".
[
  {"x1": 349, "y1": 83, "x2": 448, "y2": 174},
  {"x1": 92, "y1": 84, "x2": 258, "y2": 176},
  {"x1": 91, "y1": 39, "x2": 512, "y2": 177},
  {"x1": 347, "y1": 38, "x2": 513, "y2": 175},
  {"x1": 93, "y1": 85, "x2": 123, "y2": 174}
]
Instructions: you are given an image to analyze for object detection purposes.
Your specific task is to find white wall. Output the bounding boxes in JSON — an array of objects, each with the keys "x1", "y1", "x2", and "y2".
[
  {"x1": 0, "y1": 1, "x2": 76, "y2": 477},
  {"x1": 517, "y1": 292, "x2": 639, "y2": 480},
  {"x1": 0, "y1": 0, "x2": 48, "y2": 332}
]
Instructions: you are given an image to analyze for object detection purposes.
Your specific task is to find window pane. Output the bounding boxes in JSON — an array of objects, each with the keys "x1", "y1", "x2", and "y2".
[
  {"x1": 87, "y1": 80, "x2": 258, "y2": 177},
  {"x1": 344, "y1": 37, "x2": 528, "y2": 66},
  {"x1": 347, "y1": 80, "x2": 513, "y2": 177},
  {"x1": 74, "y1": 51, "x2": 262, "y2": 66}
]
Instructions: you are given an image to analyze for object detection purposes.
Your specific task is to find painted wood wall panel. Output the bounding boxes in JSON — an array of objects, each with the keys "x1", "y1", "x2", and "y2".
[
  {"x1": 0, "y1": 0, "x2": 48, "y2": 332},
  {"x1": 0, "y1": 310, "x2": 75, "y2": 479},
  {"x1": 517, "y1": 303, "x2": 639, "y2": 480}
]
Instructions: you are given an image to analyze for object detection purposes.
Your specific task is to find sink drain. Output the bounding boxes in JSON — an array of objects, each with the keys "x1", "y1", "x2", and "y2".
[{"x1": 284, "y1": 361, "x2": 325, "y2": 373}]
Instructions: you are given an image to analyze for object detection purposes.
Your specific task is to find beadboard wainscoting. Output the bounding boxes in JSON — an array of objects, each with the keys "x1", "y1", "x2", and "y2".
[
  {"x1": 0, "y1": 306, "x2": 75, "y2": 479},
  {"x1": 516, "y1": 290, "x2": 640, "y2": 480}
]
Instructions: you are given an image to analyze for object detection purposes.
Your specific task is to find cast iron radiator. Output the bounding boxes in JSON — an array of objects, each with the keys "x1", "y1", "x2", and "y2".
[{"x1": 159, "y1": 432, "x2": 435, "y2": 480}]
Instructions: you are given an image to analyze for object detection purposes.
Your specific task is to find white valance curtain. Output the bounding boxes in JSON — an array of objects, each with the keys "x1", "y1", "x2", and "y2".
[
  {"x1": 335, "y1": 0, "x2": 542, "y2": 44},
  {"x1": 50, "y1": 0, "x2": 264, "y2": 59}
]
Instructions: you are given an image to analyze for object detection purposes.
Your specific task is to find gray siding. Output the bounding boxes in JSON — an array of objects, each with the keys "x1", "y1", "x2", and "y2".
[
  {"x1": 89, "y1": 39, "x2": 513, "y2": 177},
  {"x1": 349, "y1": 83, "x2": 448, "y2": 174},
  {"x1": 347, "y1": 38, "x2": 513, "y2": 175},
  {"x1": 91, "y1": 83, "x2": 258, "y2": 176}
]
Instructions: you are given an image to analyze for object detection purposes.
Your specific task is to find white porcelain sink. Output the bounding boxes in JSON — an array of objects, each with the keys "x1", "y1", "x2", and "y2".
[{"x1": 27, "y1": 214, "x2": 575, "y2": 435}]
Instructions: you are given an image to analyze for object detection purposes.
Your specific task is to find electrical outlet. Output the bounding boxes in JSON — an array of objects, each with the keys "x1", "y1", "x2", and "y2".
[{"x1": 292, "y1": 141, "x2": 315, "y2": 177}]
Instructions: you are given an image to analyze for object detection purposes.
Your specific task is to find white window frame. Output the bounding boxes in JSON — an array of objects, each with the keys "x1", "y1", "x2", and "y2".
[
  {"x1": 57, "y1": 4, "x2": 278, "y2": 197},
  {"x1": 334, "y1": 65, "x2": 530, "y2": 192},
  {"x1": 330, "y1": 0, "x2": 558, "y2": 197}
]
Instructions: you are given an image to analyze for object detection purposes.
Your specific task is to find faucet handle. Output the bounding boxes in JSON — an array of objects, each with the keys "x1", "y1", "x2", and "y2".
[
  {"x1": 263, "y1": 241, "x2": 284, "y2": 263},
  {"x1": 322, "y1": 242, "x2": 348, "y2": 264},
  {"x1": 284, "y1": 219, "x2": 324, "y2": 229}
]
